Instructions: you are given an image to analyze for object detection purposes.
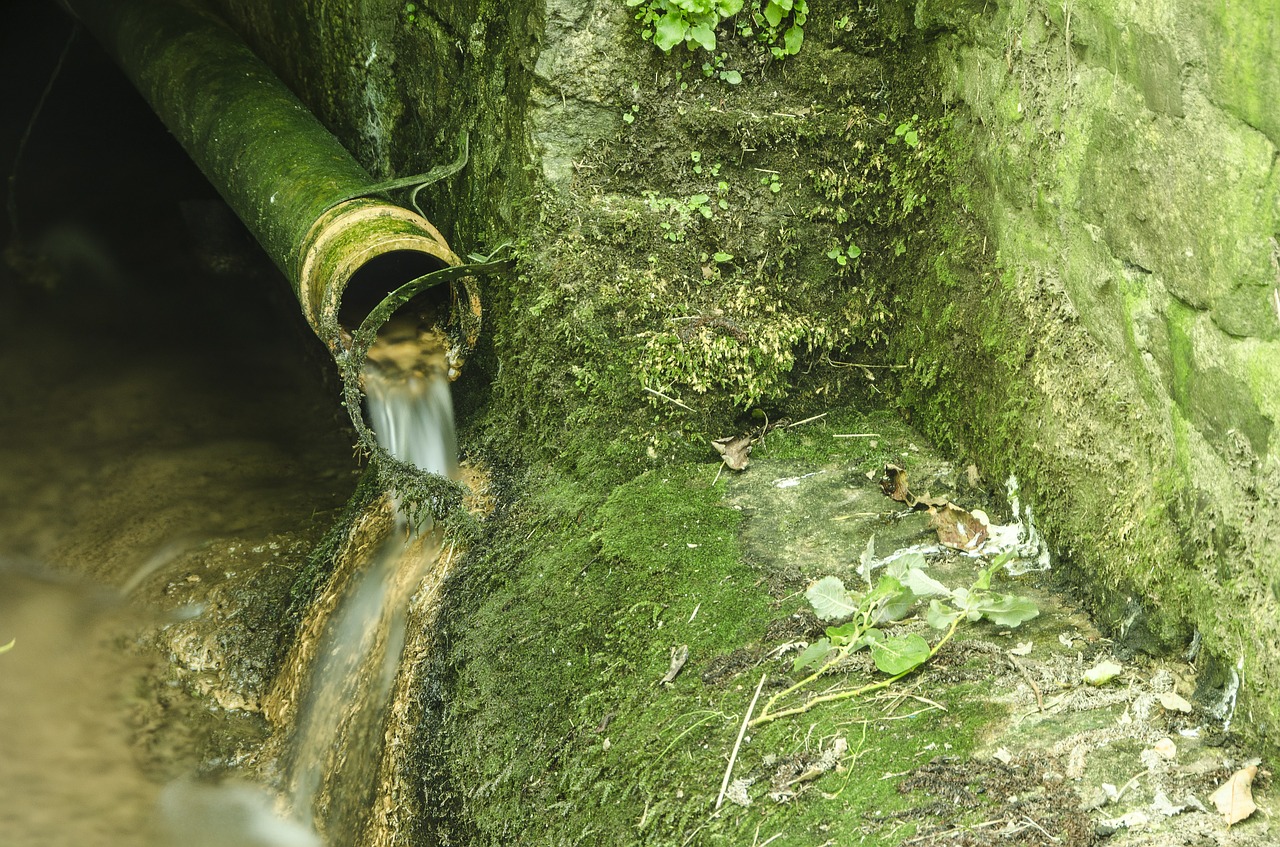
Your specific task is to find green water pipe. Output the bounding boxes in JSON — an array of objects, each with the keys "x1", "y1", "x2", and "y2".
[{"x1": 61, "y1": 0, "x2": 469, "y2": 349}]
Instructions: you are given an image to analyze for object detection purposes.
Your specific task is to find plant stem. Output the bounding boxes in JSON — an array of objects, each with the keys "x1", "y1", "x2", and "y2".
[{"x1": 751, "y1": 611, "x2": 967, "y2": 727}]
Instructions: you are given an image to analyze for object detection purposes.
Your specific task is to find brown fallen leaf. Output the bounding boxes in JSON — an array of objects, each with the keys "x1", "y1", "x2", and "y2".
[
  {"x1": 929, "y1": 502, "x2": 990, "y2": 551},
  {"x1": 912, "y1": 492, "x2": 951, "y2": 511},
  {"x1": 880, "y1": 464, "x2": 913, "y2": 504},
  {"x1": 712, "y1": 434, "x2": 753, "y2": 471},
  {"x1": 1209, "y1": 764, "x2": 1258, "y2": 826}
]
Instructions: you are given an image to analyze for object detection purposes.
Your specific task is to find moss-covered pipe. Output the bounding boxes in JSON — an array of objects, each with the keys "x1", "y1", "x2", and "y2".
[{"x1": 62, "y1": 0, "x2": 463, "y2": 345}]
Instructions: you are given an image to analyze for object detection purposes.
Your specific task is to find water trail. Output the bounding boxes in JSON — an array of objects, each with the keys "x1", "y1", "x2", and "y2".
[{"x1": 287, "y1": 320, "x2": 457, "y2": 845}]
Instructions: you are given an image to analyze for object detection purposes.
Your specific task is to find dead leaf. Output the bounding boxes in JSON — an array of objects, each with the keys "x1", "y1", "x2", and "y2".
[
  {"x1": 1009, "y1": 641, "x2": 1034, "y2": 656},
  {"x1": 712, "y1": 434, "x2": 753, "y2": 471},
  {"x1": 879, "y1": 464, "x2": 913, "y2": 504},
  {"x1": 1209, "y1": 764, "x2": 1258, "y2": 826},
  {"x1": 913, "y1": 492, "x2": 951, "y2": 511},
  {"x1": 1157, "y1": 691, "x2": 1194, "y2": 713},
  {"x1": 659, "y1": 644, "x2": 689, "y2": 686},
  {"x1": 929, "y1": 502, "x2": 990, "y2": 551}
]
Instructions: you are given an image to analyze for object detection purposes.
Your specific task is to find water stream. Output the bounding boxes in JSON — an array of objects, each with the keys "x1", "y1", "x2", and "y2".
[{"x1": 286, "y1": 326, "x2": 458, "y2": 845}]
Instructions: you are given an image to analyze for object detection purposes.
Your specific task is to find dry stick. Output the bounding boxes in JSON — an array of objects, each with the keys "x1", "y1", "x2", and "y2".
[
  {"x1": 784, "y1": 412, "x2": 828, "y2": 428},
  {"x1": 716, "y1": 672, "x2": 767, "y2": 811},
  {"x1": 1007, "y1": 653, "x2": 1044, "y2": 710},
  {"x1": 833, "y1": 432, "x2": 881, "y2": 438},
  {"x1": 642, "y1": 386, "x2": 694, "y2": 412}
]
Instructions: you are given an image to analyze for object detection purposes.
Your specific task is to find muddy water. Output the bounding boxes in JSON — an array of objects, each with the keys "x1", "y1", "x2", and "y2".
[{"x1": 0, "y1": 205, "x2": 359, "y2": 847}]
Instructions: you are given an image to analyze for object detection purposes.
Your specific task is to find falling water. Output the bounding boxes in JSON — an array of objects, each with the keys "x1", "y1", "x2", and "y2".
[{"x1": 286, "y1": 319, "x2": 457, "y2": 845}]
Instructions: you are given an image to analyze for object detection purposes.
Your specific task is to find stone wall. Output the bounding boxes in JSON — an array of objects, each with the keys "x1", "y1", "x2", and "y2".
[{"x1": 905, "y1": 0, "x2": 1280, "y2": 739}]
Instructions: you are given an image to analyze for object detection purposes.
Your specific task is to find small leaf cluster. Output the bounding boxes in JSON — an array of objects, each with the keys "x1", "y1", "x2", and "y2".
[
  {"x1": 826, "y1": 241, "x2": 861, "y2": 267},
  {"x1": 795, "y1": 549, "x2": 1038, "y2": 679},
  {"x1": 750, "y1": 548, "x2": 1037, "y2": 726},
  {"x1": 747, "y1": 0, "x2": 807, "y2": 59},
  {"x1": 625, "y1": 0, "x2": 806, "y2": 60},
  {"x1": 627, "y1": 0, "x2": 745, "y2": 53}
]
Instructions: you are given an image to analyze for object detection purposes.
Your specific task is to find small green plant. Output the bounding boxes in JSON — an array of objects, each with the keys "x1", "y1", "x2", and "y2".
[
  {"x1": 750, "y1": 546, "x2": 1037, "y2": 726},
  {"x1": 627, "y1": 0, "x2": 805, "y2": 60},
  {"x1": 888, "y1": 114, "x2": 921, "y2": 148},
  {"x1": 401, "y1": 2, "x2": 418, "y2": 25},
  {"x1": 627, "y1": 0, "x2": 745, "y2": 52},
  {"x1": 745, "y1": 0, "x2": 807, "y2": 58},
  {"x1": 827, "y1": 241, "x2": 862, "y2": 266},
  {"x1": 644, "y1": 190, "x2": 716, "y2": 241}
]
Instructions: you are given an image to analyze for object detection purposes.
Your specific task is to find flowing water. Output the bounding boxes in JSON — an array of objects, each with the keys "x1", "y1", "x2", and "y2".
[{"x1": 285, "y1": 325, "x2": 458, "y2": 845}]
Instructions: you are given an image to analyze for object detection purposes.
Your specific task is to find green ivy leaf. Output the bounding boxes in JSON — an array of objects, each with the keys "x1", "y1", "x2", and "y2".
[
  {"x1": 806, "y1": 576, "x2": 857, "y2": 620},
  {"x1": 825, "y1": 621, "x2": 862, "y2": 641},
  {"x1": 688, "y1": 22, "x2": 717, "y2": 51},
  {"x1": 869, "y1": 574, "x2": 914, "y2": 623},
  {"x1": 973, "y1": 593, "x2": 1039, "y2": 627},
  {"x1": 783, "y1": 24, "x2": 804, "y2": 54},
  {"x1": 870, "y1": 633, "x2": 929, "y2": 675},
  {"x1": 720, "y1": 69, "x2": 742, "y2": 84},
  {"x1": 885, "y1": 552, "x2": 926, "y2": 581},
  {"x1": 717, "y1": 0, "x2": 744, "y2": 15},
  {"x1": 853, "y1": 627, "x2": 883, "y2": 649},
  {"x1": 900, "y1": 567, "x2": 951, "y2": 598},
  {"x1": 926, "y1": 599, "x2": 962, "y2": 630},
  {"x1": 654, "y1": 13, "x2": 688, "y2": 51},
  {"x1": 763, "y1": 1, "x2": 785, "y2": 28},
  {"x1": 793, "y1": 637, "x2": 832, "y2": 671}
]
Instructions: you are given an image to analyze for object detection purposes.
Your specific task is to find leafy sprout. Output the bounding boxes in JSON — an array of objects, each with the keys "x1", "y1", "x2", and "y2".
[{"x1": 751, "y1": 549, "x2": 1038, "y2": 726}]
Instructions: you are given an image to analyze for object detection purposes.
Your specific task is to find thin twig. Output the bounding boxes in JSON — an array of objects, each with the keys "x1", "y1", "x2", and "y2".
[
  {"x1": 1020, "y1": 815, "x2": 1061, "y2": 842},
  {"x1": 717, "y1": 673, "x2": 767, "y2": 811},
  {"x1": 642, "y1": 386, "x2": 694, "y2": 412},
  {"x1": 833, "y1": 432, "x2": 881, "y2": 438},
  {"x1": 784, "y1": 412, "x2": 827, "y2": 428}
]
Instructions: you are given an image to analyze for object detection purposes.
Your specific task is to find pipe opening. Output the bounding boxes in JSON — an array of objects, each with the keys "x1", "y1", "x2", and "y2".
[{"x1": 337, "y1": 249, "x2": 451, "y2": 334}]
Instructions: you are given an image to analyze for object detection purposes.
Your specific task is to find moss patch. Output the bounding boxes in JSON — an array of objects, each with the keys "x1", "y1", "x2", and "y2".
[{"x1": 422, "y1": 459, "x2": 1038, "y2": 845}]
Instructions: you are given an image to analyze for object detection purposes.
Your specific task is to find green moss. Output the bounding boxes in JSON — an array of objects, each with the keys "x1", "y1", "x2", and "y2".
[{"x1": 420, "y1": 460, "x2": 1016, "y2": 845}]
